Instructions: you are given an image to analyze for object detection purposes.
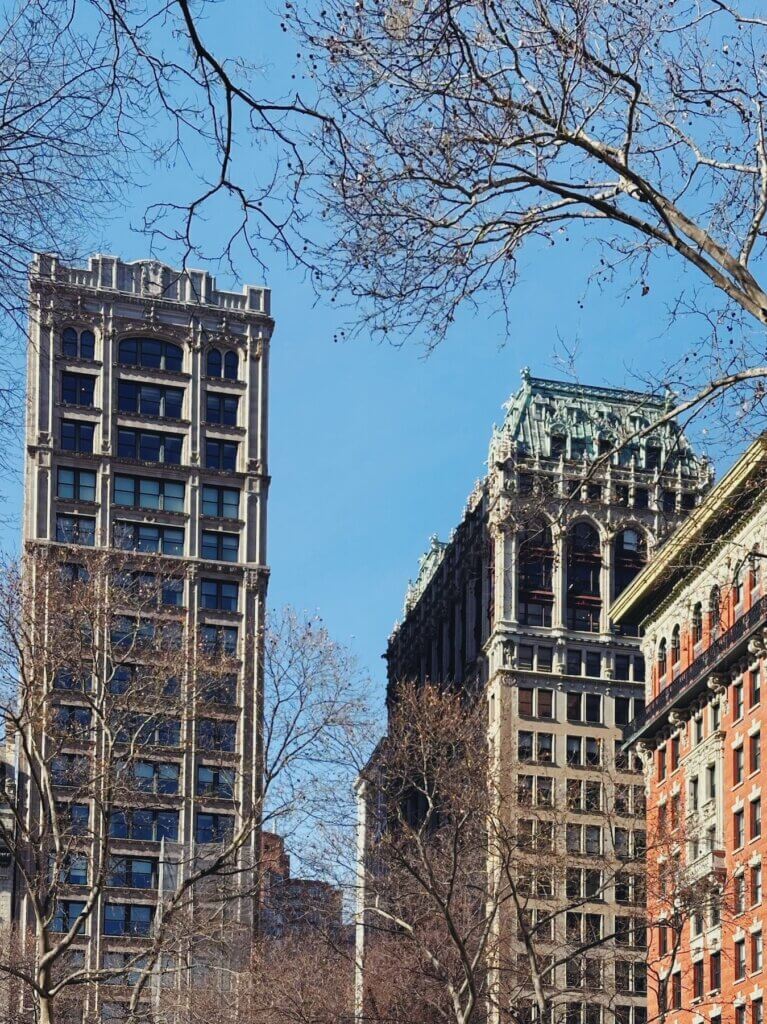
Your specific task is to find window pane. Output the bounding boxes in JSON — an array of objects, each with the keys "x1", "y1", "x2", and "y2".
[
  {"x1": 162, "y1": 481, "x2": 184, "y2": 512},
  {"x1": 138, "y1": 479, "x2": 161, "y2": 510},
  {"x1": 58, "y1": 468, "x2": 75, "y2": 499}
]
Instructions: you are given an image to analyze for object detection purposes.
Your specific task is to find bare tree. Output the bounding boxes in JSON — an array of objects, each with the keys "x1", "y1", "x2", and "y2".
[
  {"x1": 287, "y1": 0, "x2": 767, "y2": 436},
  {"x1": 356, "y1": 681, "x2": 664, "y2": 1024},
  {"x1": 0, "y1": 550, "x2": 373, "y2": 1024}
]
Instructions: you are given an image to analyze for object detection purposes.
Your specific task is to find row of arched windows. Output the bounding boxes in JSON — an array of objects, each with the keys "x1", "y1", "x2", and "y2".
[
  {"x1": 61, "y1": 330, "x2": 240, "y2": 381},
  {"x1": 657, "y1": 584, "x2": 725, "y2": 678},
  {"x1": 517, "y1": 519, "x2": 648, "y2": 632}
]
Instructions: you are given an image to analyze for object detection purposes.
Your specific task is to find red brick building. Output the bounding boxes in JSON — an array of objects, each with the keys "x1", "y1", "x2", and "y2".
[{"x1": 612, "y1": 436, "x2": 767, "y2": 1024}]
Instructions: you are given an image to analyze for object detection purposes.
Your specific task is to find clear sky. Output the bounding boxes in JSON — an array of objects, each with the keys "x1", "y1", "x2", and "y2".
[{"x1": 0, "y1": 0, "x2": 720, "y2": 706}]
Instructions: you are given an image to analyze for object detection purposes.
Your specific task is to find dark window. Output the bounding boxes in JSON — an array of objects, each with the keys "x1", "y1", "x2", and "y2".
[
  {"x1": 52, "y1": 900, "x2": 87, "y2": 933},
  {"x1": 113, "y1": 521, "x2": 184, "y2": 556},
  {"x1": 127, "y1": 760, "x2": 179, "y2": 795},
  {"x1": 614, "y1": 529, "x2": 647, "y2": 598},
  {"x1": 201, "y1": 485, "x2": 239, "y2": 519},
  {"x1": 118, "y1": 338, "x2": 182, "y2": 373},
  {"x1": 196, "y1": 764, "x2": 235, "y2": 798},
  {"x1": 200, "y1": 579, "x2": 239, "y2": 611},
  {"x1": 614, "y1": 655, "x2": 630, "y2": 681},
  {"x1": 57, "y1": 467, "x2": 97, "y2": 502},
  {"x1": 585, "y1": 652, "x2": 601, "y2": 677},
  {"x1": 107, "y1": 856, "x2": 157, "y2": 889},
  {"x1": 205, "y1": 438, "x2": 238, "y2": 471},
  {"x1": 56, "y1": 514, "x2": 95, "y2": 546},
  {"x1": 567, "y1": 651, "x2": 582, "y2": 676},
  {"x1": 538, "y1": 647, "x2": 553, "y2": 672},
  {"x1": 517, "y1": 645, "x2": 534, "y2": 670},
  {"x1": 60, "y1": 420, "x2": 95, "y2": 454},
  {"x1": 200, "y1": 624, "x2": 238, "y2": 655},
  {"x1": 634, "y1": 656, "x2": 645, "y2": 682},
  {"x1": 550, "y1": 434, "x2": 566, "y2": 458},
  {"x1": 62, "y1": 327, "x2": 95, "y2": 360},
  {"x1": 201, "y1": 531, "x2": 239, "y2": 562},
  {"x1": 117, "y1": 428, "x2": 182, "y2": 465},
  {"x1": 662, "y1": 490, "x2": 676, "y2": 513},
  {"x1": 634, "y1": 487, "x2": 648, "y2": 509},
  {"x1": 224, "y1": 351, "x2": 238, "y2": 379},
  {"x1": 108, "y1": 809, "x2": 178, "y2": 842},
  {"x1": 103, "y1": 903, "x2": 153, "y2": 937},
  {"x1": 199, "y1": 674, "x2": 237, "y2": 704},
  {"x1": 117, "y1": 381, "x2": 183, "y2": 419},
  {"x1": 62, "y1": 373, "x2": 95, "y2": 407},
  {"x1": 113, "y1": 475, "x2": 184, "y2": 512},
  {"x1": 566, "y1": 522, "x2": 601, "y2": 631},
  {"x1": 206, "y1": 348, "x2": 222, "y2": 377},
  {"x1": 205, "y1": 392, "x2": 239, "y2": 426},
  {"x1": 518, "y1": 521, "x2": 554, "y2": 627},
  {"x1": 195, "y1": 812, "x2": 234, "y2": 844}
]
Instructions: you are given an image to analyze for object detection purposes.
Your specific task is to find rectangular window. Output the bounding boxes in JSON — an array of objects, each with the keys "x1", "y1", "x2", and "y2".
[
  {"x1": 103, "y1": 903, "x2": 153, "y2": 937},
  {"x1": 753, "y1": 930, "x2": 764, "y2": 972},
  {"x1": 62, "y1": 372, "x2": 95, "y2": 407},
  {"x1": 117, "y1": 428, "x2": 182, "y2": 465},
  {"x1": 201, "y1": 485, "x2": 240, "y2": 519},
  {"x1": 117, "y1": 380, "x2": 183, "y2": 419},
  {"x1": 200, "y1": 579, "x2": 239, "y2": 612},
  {"x1": 197, "y1": 718, "x2": 236, "y2": 752},
  {"x1": 201, "y1": 530, "x2": 239, "y2": 562},
  {"x1": 755, "y1": 1001, "x2": 764, "y2": 1024},
  {"x1": 200, "y1": 624, "x2": 238, "y2": 655},
  {"x1": 586, "y1": 694, "x2": 602, "y2": 724},
  {"x1": 195, "y1": 812, "x2": 234, "y2": 844},
  {"x1": 56, "y1": 514, "x2": 95, "y2": 546},
  {"x1": 113, "y1": 475, "x2": 184, "y2": 513},
  {"x1": 537, "y1": 646, "x2": 553, "y2": 672},
  {"x1": 736, "y1": 745, "x2": 745, "y2": 784},
  {"x1": 205, "y1": 392, "x2": 239, "y2": 426},
  {"x1": 205, "y1": 438, "x2": 238, "y2": 471},
  {"x1": 57, "y1": 467, "x2": 97, "y2": 502},
  {"x1": 752, "y1": 732, "x2": 762, "y2": 774},
  {"x1": 60, "y1": 419, "x2": 95, "y2": 454},
  {"x1": 753, "y1": 864, "x2": 763, "y2": 906},
  {"x1": 735, "y1": 681, "x2": 745, "y2": 720},
  {"x1": 614, "y1": 655, "x2": 630, "y2": 681},
  {"x1": 567, "y1": 651, "x2": 582, "y2": 677},
  {"x1": 108, "y1": 809, "x2": 179, "y2": 842},
  {"x1": 113, "y1": 521, "x2": 184, "y2": 557},
  {"x1": 518, "y1": 645, "x2": 534, "y2": 670},
  {"x1": 752, "y1": 669, "x2": 762, "y2": 707},
  {"x1": 52, "y1": 900, "x2": 87, "y2": 934},
  {"x1": 753, "y1": 798, "x2": 763, "y2": 840},
  {"x1": 634, "y1": 657, "x2": 646, "y2": 682},
  {"x1": 585, "y1": 652, "x2": 601, "y2": 678},
  {"x1": 693, "y1": 960, "x2": 704, "y2": 1000},
  {"x1": 196, "y1": 764, "x2": 235, "y2": 799},
  {"x1": 107, "y1": 856, "x2": 158, "y2": 889}
]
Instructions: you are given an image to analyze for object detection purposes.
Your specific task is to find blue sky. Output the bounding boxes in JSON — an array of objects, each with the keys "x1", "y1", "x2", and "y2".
[{"x1": 0, "y1": 0, "x2": 718, "y2": 704}]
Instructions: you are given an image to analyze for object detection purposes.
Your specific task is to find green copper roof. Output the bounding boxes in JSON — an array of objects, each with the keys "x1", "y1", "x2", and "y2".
[{"x1": 490, "y1": 368, "x2": 701, "y2": 475}]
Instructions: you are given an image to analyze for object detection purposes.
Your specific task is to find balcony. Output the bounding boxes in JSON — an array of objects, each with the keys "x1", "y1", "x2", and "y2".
[{"x1": 623, "y1": 593, "x2": 767, "y2": 747}]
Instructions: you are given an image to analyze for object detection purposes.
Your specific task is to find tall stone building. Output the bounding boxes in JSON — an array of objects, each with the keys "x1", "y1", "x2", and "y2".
[
  {"x1": 17, "y1": 253, "x2": 271, "y2": 1018},
  {"x1": 364, "y1": 371, "x2": 711, "y2": 1024}
]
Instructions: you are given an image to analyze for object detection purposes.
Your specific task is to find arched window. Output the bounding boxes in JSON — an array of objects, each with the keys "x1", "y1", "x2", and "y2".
[
  {"x1": 613, "y1": 527, "x2": 648, "y2": 598},
  {"x1": 62, "y1": 327, "x2": 95, "y2": 360},
  {"x1": 118, "y1": 338, "x2": 182, "y2": 372},
  {"x1": 710, "y1": 586, "x2": 721, "y2": 636},
  {"x1": 751, "y1": 546, "x2": 761, "y2": 595},
  {"x1": 62, "y1": 328, "x2": 78, "y2": 357},
  {"x1": 658, "y1": 637, "x2": 667, "y2": 678},
  {"x1": 566, "y1": 521, "x2": 602, "y2": 633},
  {"x1": 79, "y1": 330, "x2": 95, "y2": 360},
  {"x1": 223, "y1": 350, "x2": 238, "y2": 380},
  {"x1": 671, "y1": 624, "x2": 680, "y2": 667},
  {"x1": 550, "y1": 433, "x2": 566, "y2": 459},
  {"x1": 206, "y1": 348, "x2": 222, "y2": 378},
  {"x1": 517, "y1": 520, "x2": 554, "y2": 627},
  {"x1": 692, "y1": 602, "x2": 703, "y2": 645}
]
